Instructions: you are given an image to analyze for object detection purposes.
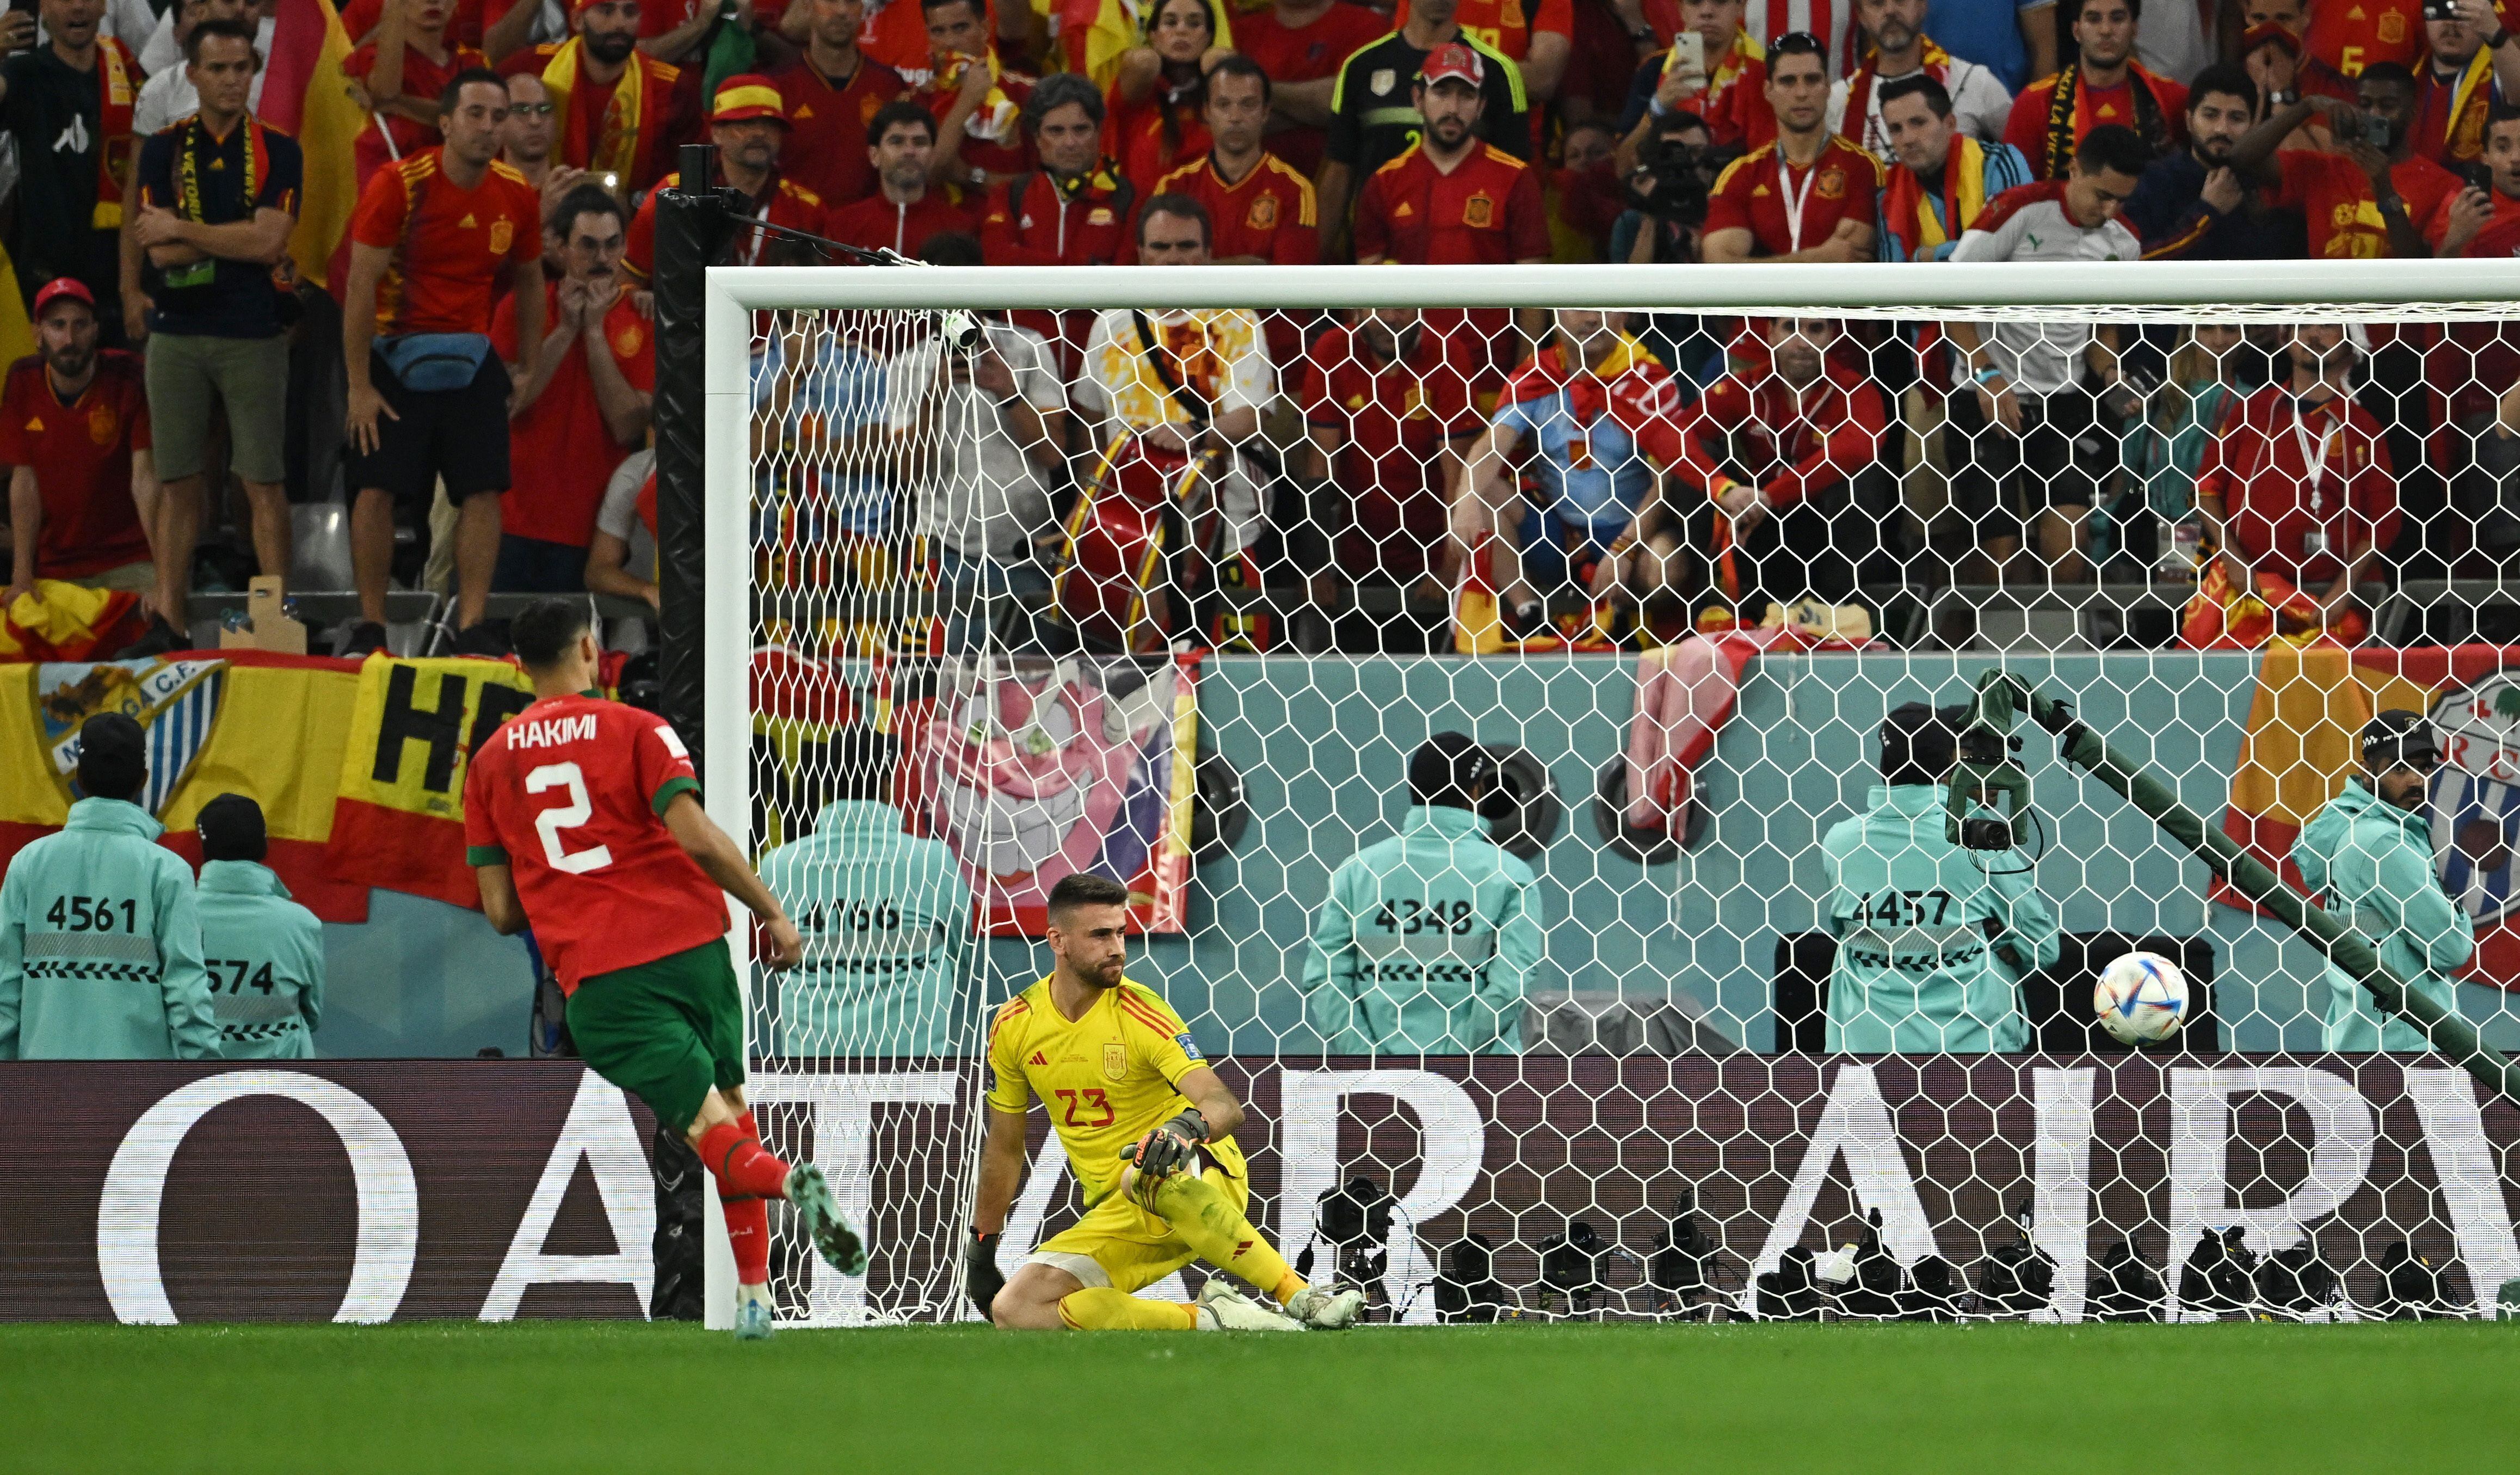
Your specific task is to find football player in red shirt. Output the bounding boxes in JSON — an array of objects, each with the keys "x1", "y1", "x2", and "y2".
[
  {"x1": 1351, "y1": 44, "x2": 1548, "y2": 389},
  {"x1": 467, "y1": 599, "x2": 861, "y2": 1341},
  {"x1": 772, "y1": 0, "x2": 908, "y2": 208},
  {"x1": 1702, "y1": 30, "x2": 1881, "y2": 262},
  {"x1": 342, "y1": 69, "x2": 544, "y2": 656}
]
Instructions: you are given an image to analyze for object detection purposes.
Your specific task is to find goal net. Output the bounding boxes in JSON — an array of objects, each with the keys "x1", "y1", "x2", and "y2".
[{"x1": 704, "y1": 260, "x2": 2520, "y2": 1328}]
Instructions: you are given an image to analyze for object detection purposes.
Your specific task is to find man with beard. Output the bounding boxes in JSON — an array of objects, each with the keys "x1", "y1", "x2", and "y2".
[
  {"x1": 1352, "y1": 44, "x2": 1546, "y2": 393},
  {"x1": 2187, "y1": 323, "x2": 2395, "y2": 645},
  {"x1": 122, "y1": 19, "x2": 301, "y2": 655},
  {"x1": 0, "y1": 279, "x2": 155, "y2": 607},
  {"x1": 1829, "y1": 0, "x2": 2008, "y2": 159},
  {"x1": 2412, "y1": 0, "x2": 2520, "y2": 167},
  {"x1": 489, "y1": 185, "x2": 651, "y2": 595},
  {"x1": 1876, "y1": 73, "x2": 2033, "y2": 262},
  {"x1": 1644, "y1": 315, "x2": 1884, "y2": 623},
  {"x1": 2003, "y1": 0, "x2": 2184, "y2": 180},
  {"x1": 1703, "y1": 31, "x2": 1881, "y2": 263},
  {"x1": 2122, "y1": 65, "x2": 2302, "y2": 259},
  {"x1": 0, "y1": 0, "x2": 143, "y2": 340},
  {"x1": 624, "y1": 77, "x2": 830, "y2": 281},
  {"x1": 515, "y1": 0, "x2": 700, "y2": 198},
  {"x1": 1318, "y1": 0, "x2": 1529, "y2": 260},
  {"x1": 972, "y1": 872, "x2": 1365, "y2": 1331},
  {"x1": 2223, "y1": 67, "x2": 2453, "y2": 259},
  {"x1": 2293, "y1": 711, "x2": 2474, "y2": 1052},
  {"x1": 771, "y1": 0, "x2": 905, "y2": 209},
  {"x1": 825, "y1": 101, "x2": 973, "y2": 257}
]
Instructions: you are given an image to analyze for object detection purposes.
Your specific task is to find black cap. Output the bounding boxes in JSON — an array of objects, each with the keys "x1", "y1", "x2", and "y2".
[
  {"x1": 2362, "y1": 709, "x2": 2441, "y2": 773},
  {"x1": 1881, "y1": 703, "x2": 1957, "y2": 785},
  {"x1": 196, "y1": 792, "x2": 268, "y2": 862},
  {"x1": 76, "y1": 712, "x2": 146, "y2": 801},
  {"x1": 1409, "y1": 730, "x2": 1497, "y2": 810}
]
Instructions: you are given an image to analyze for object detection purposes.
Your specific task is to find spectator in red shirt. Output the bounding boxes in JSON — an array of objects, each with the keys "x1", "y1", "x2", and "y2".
[
  {"x1": 1702, "y1": 30, "x2": 1881, "y2": 262},
  {"x1": 1352, "y1": 43, "x2": 1549, "y2": 389},
  {"x1": 2410, "y1": 0, "x2": 2520, "y2": 169},
  {"x1": 1615, "y1": 0, "x2": 1775, "y2": 172},
  {"x1": 1643, "y1": 315, "x2": 1886, "y2": 622},
  {"x1": 979, "y1": 72, "x2": 1138, "y2": 372},
  {"x1": 1298, "y1": 306, "x2": 1481, "y2": 605},
  {"x1": 772, "y1": 0, "x2": 907, "y2": 209},
  {"x1": 343, "y1": 0, "x2": 488, "y2": 194},
  {"x1": 2299, "y1": 0, "x2": 2420, "y2": 79},
  {"x1": 625, "y1": 77, "x2": 831, "y2": 280},
  {"x1": 1444, "y1": 0, "x2": 1572, "y2": 101},
  {"x1": 825, "y1": 101, "x2": 975, "y2": 256},
  {"x1": 1, "y1": 279, "x2": 155, "y2": 610},
  {"x1": 511, "y1": 0, "x2": 701, "y2": 199},
  {"x1": 341, "y1": 68, "x2": 545, "y2": 655},
  {"x1": 2003, "y1": 0, "x2": 2185, "y2": 180},
  {"x1": 491, "y1": 184, "x2": 652, "y2": 595},
  {"x1": 1104, "y1": 0, "x2": 1222, "y2": 196},
  {"x1": 2226, "y1": 78, "x2": 2453, "y2": 259},
  {"x1": 2196, "y1": 323, "x2": 2397, "y2": 643},
  {"x1": 924, "y1": 0, "x2": 1038, "y2": 196},
  {"x1": 1152, "y1": 54, "x2": 1316, "y2": 360},
  {"x1": 1230, "y1": 0, "x2": 1383, "y2": 174}
]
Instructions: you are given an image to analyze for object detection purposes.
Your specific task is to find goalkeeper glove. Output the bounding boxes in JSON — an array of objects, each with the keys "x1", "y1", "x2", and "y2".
[
  {"x1": 964, "y1": 1230, "x2": 1006, "y2": 1320},
  {"x1": 1120, "y1": 1108, "x2": 1210, "y2": 1180}
]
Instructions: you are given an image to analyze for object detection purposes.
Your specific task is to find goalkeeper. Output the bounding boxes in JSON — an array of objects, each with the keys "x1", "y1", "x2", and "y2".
[
  {"x1": 968, "y1": 873, "x2": 1366, "y2": 1332},
  {"x1": 2292, "y1": 711, "x2": 2475, "y2": 1052},
  {"x1": 1820, "y1": 703, "x2": 2060, "y2": 1052}
]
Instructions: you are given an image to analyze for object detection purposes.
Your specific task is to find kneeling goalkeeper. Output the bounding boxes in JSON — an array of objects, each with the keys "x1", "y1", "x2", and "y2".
[{"x1": 968, "y1": 873, "x2": 1365, "y2": 1331}]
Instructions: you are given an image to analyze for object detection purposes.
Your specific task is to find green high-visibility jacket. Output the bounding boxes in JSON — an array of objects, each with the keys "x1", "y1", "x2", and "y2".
[
  {"x1": 2291, "y1": 777, "x2": 2475, "y2": 1052},
  {"x1": 759, "y1": 800, "x2": 972, "y2": 1055},
  {"x1": 0, "y1": 798, "x2": 218, "y2": 1060},
  {"x1": 1820, "y1": 784, "x2": 2059, "y2": 1054},
  {"x1": 195, "y1": 860, "x2": 326, "y2": 1059},
  {"x1": 1303, "y1": 804, "x2": 1544, "y2": 1055}
]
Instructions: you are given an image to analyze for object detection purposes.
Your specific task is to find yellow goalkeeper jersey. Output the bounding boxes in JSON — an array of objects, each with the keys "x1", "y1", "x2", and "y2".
[{"x1": 984, "y1": 975, "x2": 1244, "y2": 1204}]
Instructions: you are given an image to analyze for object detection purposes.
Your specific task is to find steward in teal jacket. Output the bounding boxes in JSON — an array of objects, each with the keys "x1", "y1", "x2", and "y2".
[
  {"x1": 1303, "y1": 734, "x2": 1546, "y2": 1054},
  {"x1": 0, "y1": 795, "x2": 218, "y2": 1060}
]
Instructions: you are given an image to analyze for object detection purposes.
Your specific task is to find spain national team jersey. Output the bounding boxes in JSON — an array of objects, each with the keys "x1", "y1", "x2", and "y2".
[
  {"x1": 2306, "y1": 0, "x2": 2422, "y2": 77},
  {"x1": 463, "y1": 693, "x2": 730, "y2": 990},
  {"x1": 772, "y1": 54, "x2": 908, "y2": 208},
  {"x1": 1152, "y1": 152, "x2": 1321, "y2": 264},
  {"x1": 985, "y1": 976, "x2": 1244, "y2": 1206},
  {"x1": 1704, "y1": 135, "x2": 1883, "y2": 257},
  {"x1": 0, "y1": 352, "x2": 151, "y2": 579},
  {"x1": 348, "y1": 146, "x2": 541, "y2": 336},
  {"x1": 1352, "y1": 139, "x2": 1550, "y2": 266}
]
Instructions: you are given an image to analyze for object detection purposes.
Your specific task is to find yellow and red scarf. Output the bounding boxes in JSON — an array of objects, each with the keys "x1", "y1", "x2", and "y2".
[
  {"x1": 543, "y1": 40, "x2": 670, "y2": 187},
  {"x1": 2038, "y1": 61, "x2": 2174, "y2": 178},
  {"x1": 1881, "y1": 133, "x2": 1988, "y2": 261},
  {"x1": 93, "y1": 38, "x2": 134, "y2": 229},
  {"x1": 1837, "y1": 38, "x2": 1950, "y2": 148}
]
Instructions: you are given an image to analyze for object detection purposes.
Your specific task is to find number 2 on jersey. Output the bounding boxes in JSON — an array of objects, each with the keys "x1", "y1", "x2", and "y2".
[{"x1": 526, "y1": 761, "x2": 614, "y2": 874}]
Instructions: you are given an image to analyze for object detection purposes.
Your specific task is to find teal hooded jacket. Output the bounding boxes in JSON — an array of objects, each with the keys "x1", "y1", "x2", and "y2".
[
  {"x1": 2291, "y1": 776, "x2": 2475, "y2": 1052},
  {"x1": 758, "y1": 800, "x2": 972, "y2": 1055},
  {"x1": 195, "y1": 859, "x2": 326, "y2": 1059},
  {"x1": 1821, "y1": 784, "x2": 2060, "y2": 1053},
  {"x1": 1303, "y1": 804, "x2": 1545, "y2": 1054},
  {"x1": 0, "y1": 798, "x2": 218, "y2": 1060}
]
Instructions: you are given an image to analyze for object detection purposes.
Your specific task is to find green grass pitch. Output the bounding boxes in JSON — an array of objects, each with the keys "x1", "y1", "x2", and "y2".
[{"x1": 8, "y1": 1320, "x2": 2516, "y2": 1473}]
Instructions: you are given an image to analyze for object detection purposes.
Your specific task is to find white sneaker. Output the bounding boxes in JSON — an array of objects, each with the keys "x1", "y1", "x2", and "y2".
[
  {"x1": 733, "y1": 1283, "x2": 774, "y2": 1341},
  {"x1": 1282, "y1": 1285, "x2": 1367, "y2": 1330},
  {"x1": 1194, "y1": 1281, "x2": 1303, "y2": 1331}
]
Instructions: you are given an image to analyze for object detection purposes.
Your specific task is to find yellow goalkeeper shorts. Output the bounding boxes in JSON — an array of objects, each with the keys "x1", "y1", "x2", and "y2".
[{"x1": 1026, "y1": 1160, "x2": 1248, "y2": 1294}]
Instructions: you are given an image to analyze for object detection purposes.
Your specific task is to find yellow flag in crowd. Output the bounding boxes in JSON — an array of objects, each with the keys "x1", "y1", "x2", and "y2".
[{"x1": 264, "y1": 0, "x2": 366, "y2": 288}]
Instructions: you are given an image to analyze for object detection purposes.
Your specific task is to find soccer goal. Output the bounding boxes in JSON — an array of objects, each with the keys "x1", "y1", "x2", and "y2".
[{"x1": 696, "y1": 257, "x2": 2520, "y2": 1330}]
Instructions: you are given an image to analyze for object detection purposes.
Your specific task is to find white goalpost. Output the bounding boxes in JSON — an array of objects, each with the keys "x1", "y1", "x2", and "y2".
[{"x1": 702, "y1": 258, "x2": 2520, "y2": 1330}]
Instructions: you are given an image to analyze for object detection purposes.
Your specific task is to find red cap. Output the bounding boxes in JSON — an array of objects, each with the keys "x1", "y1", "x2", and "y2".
[
  {"x1": 1419, "y1": 42, "x2": 1483, "y2": 88},
  {"x1": 711, "y1": 74, "x2": 788, "y2": 126},
  {"x1": 31, "y1": 278, "x2": 93, "y2": 318},
  {"x1": 2240, "y1": 19, "x2": 2297, "y2": 53}
]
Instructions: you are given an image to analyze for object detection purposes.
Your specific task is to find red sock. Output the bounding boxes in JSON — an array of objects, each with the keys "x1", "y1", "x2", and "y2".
[
  {"x1": 697, "y1": 1120, "x2": 792, "y2": 1200},
  {"x1": 724, "y1": 1195, "x2": 771, "y2": 1287}
]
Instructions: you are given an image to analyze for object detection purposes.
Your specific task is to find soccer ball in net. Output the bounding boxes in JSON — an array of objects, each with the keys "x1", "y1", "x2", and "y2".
[{"x1": 2093, "y1": 952, "x2": 2189, "y2": 1046}]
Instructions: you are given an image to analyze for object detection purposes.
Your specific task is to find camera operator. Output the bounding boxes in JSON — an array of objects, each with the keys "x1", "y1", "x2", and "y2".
[
  {"x1": 1819, "y1": 703, "x2": 2058, "y2": 1054},
  {"x1": 1611, "y1": 108, "x2": 1720, "y2": 263}
]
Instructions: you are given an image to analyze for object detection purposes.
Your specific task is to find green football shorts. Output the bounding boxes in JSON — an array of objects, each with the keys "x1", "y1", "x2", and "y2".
[{"x1": 566, "y1": 937, "x2": 745, "y2": 1133}]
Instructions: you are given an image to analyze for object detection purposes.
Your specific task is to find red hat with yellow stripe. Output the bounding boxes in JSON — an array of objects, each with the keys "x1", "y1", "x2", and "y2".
[{"x1": 711, "y1": 74, "x2": 788, "y2": 127}]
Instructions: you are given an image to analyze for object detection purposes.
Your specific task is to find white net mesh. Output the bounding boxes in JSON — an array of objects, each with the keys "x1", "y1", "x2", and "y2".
[{"x1": 725, "y1": 282, "x2": 2520, "y2": 1328}]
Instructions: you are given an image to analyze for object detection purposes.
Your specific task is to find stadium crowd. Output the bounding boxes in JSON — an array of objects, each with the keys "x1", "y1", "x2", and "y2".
[{"x1": 0, "y1": 0, "x2": 2511, "y2": 657}]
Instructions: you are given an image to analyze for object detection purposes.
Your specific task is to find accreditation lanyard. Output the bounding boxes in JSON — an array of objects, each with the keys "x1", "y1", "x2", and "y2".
[
  {"x1": 2289, "y1": 396, "x2": 2339, "y2": 518},
  {"x1": 1775, "y1": 147, "x2": 1820, "y2": 252}
]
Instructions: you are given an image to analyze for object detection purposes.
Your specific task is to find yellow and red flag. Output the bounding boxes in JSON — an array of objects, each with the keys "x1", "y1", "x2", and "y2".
[{"x1": 262, "y1": 0, "x2": 365, "y2": 290}]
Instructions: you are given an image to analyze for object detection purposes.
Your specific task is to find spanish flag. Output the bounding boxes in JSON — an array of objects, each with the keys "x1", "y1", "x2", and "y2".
[
  {"x1": 2213, "y1": 642, "x2": 2520, "y2": 988},
  {"x1": 263, "y1": 0, "x2": 365, "y2": 289}
]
